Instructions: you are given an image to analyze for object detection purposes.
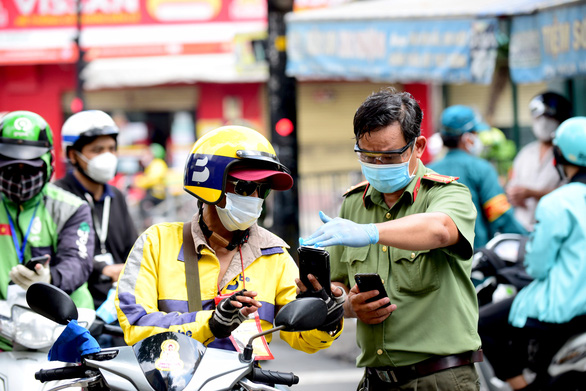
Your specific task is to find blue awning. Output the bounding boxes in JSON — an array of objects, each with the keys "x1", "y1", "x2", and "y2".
[
  {"x1": 286, "y1": 18, "x2": 499, "y2": 84},
  {"x1": 285, "y1": 0, "x2": 582, "y2": 84}
]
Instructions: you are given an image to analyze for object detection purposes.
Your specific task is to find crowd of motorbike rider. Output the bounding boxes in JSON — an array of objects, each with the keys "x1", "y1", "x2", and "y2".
[{"x1": 1, "y1": 88, "x2": 585, "y2": 391}]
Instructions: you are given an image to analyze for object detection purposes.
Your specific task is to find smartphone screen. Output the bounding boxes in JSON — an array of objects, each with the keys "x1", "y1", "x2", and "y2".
[
  {"x1": 354, "y1": 273, "x2": 391, "y2": 309},
  {"x1": 297, "y1": 246, "x2": 331, "y2": 295}
]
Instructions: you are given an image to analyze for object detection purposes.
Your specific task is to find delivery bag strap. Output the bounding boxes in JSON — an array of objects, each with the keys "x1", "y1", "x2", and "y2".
[{"x1": 183, "y1": 221, "x2": 202, "y2": 312}]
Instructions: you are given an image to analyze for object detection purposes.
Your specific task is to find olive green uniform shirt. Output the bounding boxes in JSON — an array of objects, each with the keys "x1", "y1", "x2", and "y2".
[{"x1": 330, "y1": 162, "x2": 481, "y2": 367}]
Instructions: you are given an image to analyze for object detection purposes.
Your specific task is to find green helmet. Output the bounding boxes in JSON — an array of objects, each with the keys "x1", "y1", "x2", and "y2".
[
  {"x1": 150, "y1": 143, "x2": 166, "y2": 160},
  {"x1": 0, "y1": 111, "x2": 54, "y2": 177}
]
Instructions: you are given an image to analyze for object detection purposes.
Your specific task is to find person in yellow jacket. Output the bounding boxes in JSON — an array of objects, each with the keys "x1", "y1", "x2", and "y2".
[
  {"x1": 134, "y1": 143, "x2": 169, "y2": 225},
  {"x1": 115, "y1": 125, "x2": 344, "y2": 355},
  {"x1": 135, "y1": 143, "x2": 168, "y2": 201}
]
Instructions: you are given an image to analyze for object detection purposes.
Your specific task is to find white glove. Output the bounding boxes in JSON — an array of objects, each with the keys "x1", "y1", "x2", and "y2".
[{"x1": 9, "y1": 264, "x2": 51, "y2": 290}]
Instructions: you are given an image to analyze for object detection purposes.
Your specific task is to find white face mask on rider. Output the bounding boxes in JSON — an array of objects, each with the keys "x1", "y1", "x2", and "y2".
[
  {"x1": 76, "y1": 151, "x2": 118, "y2": 184},
  {"x1": 532, "y1": 116, "x2": 559, "y2": 142},
  {"x1": 215, "y1": 192, "x2": 264, "y2": 231}
]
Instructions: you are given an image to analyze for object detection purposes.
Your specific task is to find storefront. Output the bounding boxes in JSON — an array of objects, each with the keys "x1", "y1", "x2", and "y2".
[
  {"x1": 0, "y1": 0, "x2": 269, "y2": 177},
  {"x1": 285, "y1": 0, "x2": 585, "y2": 157}
]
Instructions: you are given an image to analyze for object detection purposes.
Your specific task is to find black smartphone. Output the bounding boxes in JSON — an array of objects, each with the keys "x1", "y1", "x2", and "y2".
[
  {"x1": 297, "y1": 246, "x2": 331, "y2": 296},
  {"x1": 354, "y1": 273, "x2": 391, "y2": 309},
  {"x1": 25, "y1": 255, "x2": 50, "y2": 271}
]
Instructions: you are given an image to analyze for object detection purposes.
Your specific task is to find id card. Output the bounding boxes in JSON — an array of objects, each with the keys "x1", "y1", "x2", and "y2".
[
  {"x1": 230, "y1": 313, "x2": 274, "y2": 361},
  {"x1": 94, "y1": 252, "x2": 114, "y2": 265}
]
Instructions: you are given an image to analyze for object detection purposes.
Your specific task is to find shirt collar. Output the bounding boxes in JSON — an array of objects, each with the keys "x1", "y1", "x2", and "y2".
[
  {"x1": 189, "y1": 211, "x2": 289, "y2": 288},
  {"x1": 70, "y1": 171, "x2": 115, "y2": 200},
  {"x1": 189, "y1": 211, "x2": 288, "y2": 257}
]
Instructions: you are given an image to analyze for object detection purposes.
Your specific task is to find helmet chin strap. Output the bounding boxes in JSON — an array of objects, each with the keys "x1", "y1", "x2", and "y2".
[{"x1": 198, "y1": 203, "x2": 249, "y2": 251}]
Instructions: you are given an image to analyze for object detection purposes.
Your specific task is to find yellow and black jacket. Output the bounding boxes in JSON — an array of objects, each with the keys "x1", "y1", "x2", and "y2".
[{"x1": 115, "y1": 215, "x2": 342, "y2": 352}]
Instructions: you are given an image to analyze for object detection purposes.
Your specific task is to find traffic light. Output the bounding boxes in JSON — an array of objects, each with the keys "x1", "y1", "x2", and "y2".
[{"x1": 267, "y1": 0, "x2": 299, "y2": 259}]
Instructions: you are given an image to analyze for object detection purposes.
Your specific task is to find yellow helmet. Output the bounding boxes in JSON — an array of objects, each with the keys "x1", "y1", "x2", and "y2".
[{"x1": 184, "y1": 125, "x2": 292, "y2": 204}]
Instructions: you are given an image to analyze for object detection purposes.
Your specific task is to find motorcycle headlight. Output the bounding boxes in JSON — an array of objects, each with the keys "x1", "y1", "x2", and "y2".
[{"x1": 12, "y1": 305, "x2": 65, "y2": 350}]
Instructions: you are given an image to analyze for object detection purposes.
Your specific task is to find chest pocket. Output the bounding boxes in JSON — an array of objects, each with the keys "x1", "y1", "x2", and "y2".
[
  {"x1": 391, "y1": 248, "x2": 440, "y2": 295},
  {"x1": 340, "y1": 246, "x2": 372, "y2": 283}
]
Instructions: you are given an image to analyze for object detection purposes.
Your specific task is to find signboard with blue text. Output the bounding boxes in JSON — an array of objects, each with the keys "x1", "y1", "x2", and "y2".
[
  {"x1": 286, "y1": 18, "x2": 499, "y2": 84},
  {"x1": 510, "y1": 2, "x2": 586, "y2": 83}
]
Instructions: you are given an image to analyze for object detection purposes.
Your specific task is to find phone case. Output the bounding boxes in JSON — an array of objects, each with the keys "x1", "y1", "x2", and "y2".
[
  {"x1": 297, "y1": 246, "x2": 332, "y2": 295},
  {"x1": 355, "y1": 273, "x2": 391, "y2": 308}
]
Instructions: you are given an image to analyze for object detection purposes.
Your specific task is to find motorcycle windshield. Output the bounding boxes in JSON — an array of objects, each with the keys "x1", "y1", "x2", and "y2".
[{"x1": 133, "y1": 331, "x2": 206, "y2": 391}]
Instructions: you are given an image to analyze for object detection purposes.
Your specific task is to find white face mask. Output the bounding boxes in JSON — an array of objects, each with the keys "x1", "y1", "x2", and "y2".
[
  {"x1": 463, "y1": 133, "x2": 484, "y2": 156},
  {"x1": 532, "y1": 116, "x2": 559, "y2": 142},
  {"x1": 215, "y1": 192, "x2": 264, "y2": 231},
  {"x1": 77, "y1": 151, "x2": 118, "y2": 184}
]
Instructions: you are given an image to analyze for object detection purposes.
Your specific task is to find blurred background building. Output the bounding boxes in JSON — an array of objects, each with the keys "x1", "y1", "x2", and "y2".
[{"x1": 1, "y1": 0, "x2": 585, "y2": 241}]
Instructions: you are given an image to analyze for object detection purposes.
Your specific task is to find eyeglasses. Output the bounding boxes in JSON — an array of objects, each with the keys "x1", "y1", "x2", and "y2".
[
  {"x1": 227, "y1": 178, "x2": 272, "y2": 199},
  {"x1": 354, "y1": 139, "x2": 415, "y2": 165}
]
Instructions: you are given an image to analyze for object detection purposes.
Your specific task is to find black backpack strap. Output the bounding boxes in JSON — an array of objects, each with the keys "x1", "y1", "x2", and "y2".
[{"x1": 183, "y1": 221, "x2": 202, "y2": 312}]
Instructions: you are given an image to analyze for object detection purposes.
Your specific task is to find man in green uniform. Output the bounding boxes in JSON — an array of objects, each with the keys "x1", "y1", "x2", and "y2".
[{"x1": 301, "y1": 88, "x2": 482, "y2": 390}]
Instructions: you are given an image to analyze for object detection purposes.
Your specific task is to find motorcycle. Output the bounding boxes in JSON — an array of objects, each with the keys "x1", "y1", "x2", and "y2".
[
  {"x1": 0, "y1": 285, "x2": 98, "y2": 391},
  {"x1": 26, "y1": 282, "x2": 327, "y2": 391},
  {"x1": 472, "y1": 234, "x2": 586, "y2": 391}
]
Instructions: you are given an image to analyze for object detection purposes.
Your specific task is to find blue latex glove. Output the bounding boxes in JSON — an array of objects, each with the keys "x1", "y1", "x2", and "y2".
[
  {"x1": 299, "y1": 211, "x2": 379, "y2": 248},
  {"x1": 48, "y1": 319, "x2": 101, "y2": 363}
]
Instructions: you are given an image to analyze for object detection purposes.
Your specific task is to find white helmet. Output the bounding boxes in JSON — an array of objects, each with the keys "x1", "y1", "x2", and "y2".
[{"x1": 61, "y1": 110, "x2": 119, "y2": 154}]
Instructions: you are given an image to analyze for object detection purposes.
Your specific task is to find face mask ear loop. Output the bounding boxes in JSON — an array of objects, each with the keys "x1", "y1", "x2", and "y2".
[
  {"x1": 408, "y1": 141, "x2": 418, "y2": 178},
  {"x1": 73, "y1": 151, "x2": 99, "y2": 184},
  {"x1": 75, "y1": 150, "x2": 90, "y2": 164}
]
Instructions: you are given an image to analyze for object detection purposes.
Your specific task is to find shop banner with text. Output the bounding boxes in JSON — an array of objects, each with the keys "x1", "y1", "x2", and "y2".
[
  {"x1": 0, "y1": 0, "x2": 267, "y2": 65},
  {"x1": 286, "y1": 18, "x2": 499, "y2": 84},
  {"x1": 510, "y1": 2, "x2": 586, "y2": 83}
]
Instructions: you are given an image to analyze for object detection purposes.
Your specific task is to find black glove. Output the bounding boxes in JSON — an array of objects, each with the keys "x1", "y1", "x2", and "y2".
[
  {"x1": 209, "y1": 289, "x2": 249, "y2": 339},
  {"x1": 297, "y1": 287, "x2": 345, "y2": 333}
]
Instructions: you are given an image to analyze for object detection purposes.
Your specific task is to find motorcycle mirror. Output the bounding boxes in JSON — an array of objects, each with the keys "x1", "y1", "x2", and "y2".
[
  {"x1": 275, "y1": 297, "x2": 328, "y2": 332},
  {"x1": 26, "y1": 282, "x2": 78, "y2": 325}
]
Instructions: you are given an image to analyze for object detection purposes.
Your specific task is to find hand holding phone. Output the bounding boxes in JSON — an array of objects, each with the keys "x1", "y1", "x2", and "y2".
[
  {"x1": 297, "y1": 246, "x2": 332, "y2": 295},
  {"x1": 354, "y1": 273, "x2": 391, "y2": 309},
  {"x1": 25, "y1": 255, "x2": 50, "y2": 271}
]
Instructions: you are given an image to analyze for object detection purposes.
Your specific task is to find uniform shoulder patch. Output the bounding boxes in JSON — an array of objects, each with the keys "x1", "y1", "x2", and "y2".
[
  {"x1": 343, "y1": 180, "x2": 369, "y2": 197},
  {"x1": 422, "y1": 173, "x2": 459, "y2": 184}
]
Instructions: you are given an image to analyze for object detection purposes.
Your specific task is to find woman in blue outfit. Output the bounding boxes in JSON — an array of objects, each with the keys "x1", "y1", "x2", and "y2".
[{"x1": 478, "y1": 117, "x2": 586, "y2": 390}]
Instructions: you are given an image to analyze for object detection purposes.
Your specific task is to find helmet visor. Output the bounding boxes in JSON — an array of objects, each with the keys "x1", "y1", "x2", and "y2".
[{"x1": 0, "y1": 138, "x2": 51, "y2": 160}]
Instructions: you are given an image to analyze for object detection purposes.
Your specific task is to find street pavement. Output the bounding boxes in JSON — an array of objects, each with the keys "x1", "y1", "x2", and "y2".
[{"x1": 262, "y1": 319, "x2": 364, "y2": 390}]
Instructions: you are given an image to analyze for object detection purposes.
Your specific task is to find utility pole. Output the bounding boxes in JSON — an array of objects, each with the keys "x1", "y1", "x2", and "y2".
[
  {"x1": 266, "y1": 0, "x2": 299, "y2": 260},
  {"x1": 72, "y1": 0, "x2": 85, "y2": 113}
]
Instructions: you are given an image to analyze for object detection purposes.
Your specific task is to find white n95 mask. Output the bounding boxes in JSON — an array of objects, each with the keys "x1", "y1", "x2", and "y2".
[{"x1": 77, "y1": 152, "x2": 118, "y2": 184}]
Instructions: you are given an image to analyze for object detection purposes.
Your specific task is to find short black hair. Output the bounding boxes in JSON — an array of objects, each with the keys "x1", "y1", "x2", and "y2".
[
  {"x1": 353, "y1": 87, "x2": 423, "y2": 144},
  {"x1": 440, "y1": 134, "x2": 461, "y2": 149}
]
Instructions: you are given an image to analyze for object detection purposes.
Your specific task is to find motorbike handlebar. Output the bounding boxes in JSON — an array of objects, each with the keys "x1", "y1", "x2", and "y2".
[
  {"x1": 103, "y1": 323, "x2": 124, "y2": 337},
  {"x1": 250, "y1": 367, "x2": 299, "y2": 386},
  {"x1": 35, "y1": 366, "x2": 89, "y2": 383},
  {"x1": 88, "y1": 318, "x2": 124, "y2": 338}
]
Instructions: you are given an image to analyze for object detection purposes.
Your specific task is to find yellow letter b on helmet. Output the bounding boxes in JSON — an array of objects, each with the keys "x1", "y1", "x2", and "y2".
[{"x1": 183, "y1": 125, "x2": 290, "y2": 204}]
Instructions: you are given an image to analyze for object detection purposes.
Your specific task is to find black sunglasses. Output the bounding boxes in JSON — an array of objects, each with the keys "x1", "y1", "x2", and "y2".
[{"x1": 227, "y1": 178, "x2": 272, "y2": 199}]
